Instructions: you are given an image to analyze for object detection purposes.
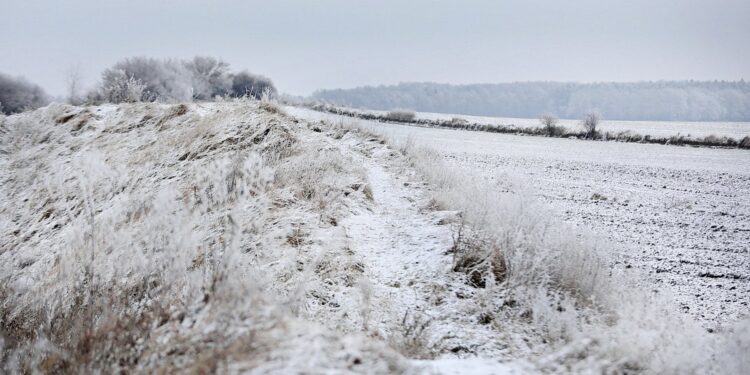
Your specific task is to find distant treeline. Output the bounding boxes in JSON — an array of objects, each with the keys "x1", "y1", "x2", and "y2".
[{"x1": 313, "y1": 81, "x2": 750, "y2": 122}]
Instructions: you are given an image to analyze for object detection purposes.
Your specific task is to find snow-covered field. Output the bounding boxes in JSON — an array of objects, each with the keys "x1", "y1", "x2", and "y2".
[
  {"x1": 337, "y1": 107, "x2": 750, "y2": 139},
  {"x1": 288, "y1": 106, "x2": 750, "y2": 326}
]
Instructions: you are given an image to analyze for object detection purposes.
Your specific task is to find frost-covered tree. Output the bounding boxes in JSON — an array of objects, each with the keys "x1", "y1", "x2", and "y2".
[
  {"x1": 96, "y1": 57, "x2": 276, "y2": 103},
  {"x1": 100, "y1": 69, "x2": 148, "y2": 103},
  {"x1": 100, "y1": 57, "x2": 193, "y2": 102},
  {"x1": 0, "y1": 73, "x2": 49, "y2": 114},
  {"x1": 184, "y1": 56, "x2": 232, "y2": 99},
  {"x1": 230, "y1": 71, "x2": 277, "y2": 99}
]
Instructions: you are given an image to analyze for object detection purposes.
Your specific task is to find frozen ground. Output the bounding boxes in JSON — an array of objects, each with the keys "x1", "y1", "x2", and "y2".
[
  {"x1": 288, "y1": 106, "x2": 750, "y2": 326},
  {"x1": 335, "y1": 107, "x2": 750, "y2": 139}
]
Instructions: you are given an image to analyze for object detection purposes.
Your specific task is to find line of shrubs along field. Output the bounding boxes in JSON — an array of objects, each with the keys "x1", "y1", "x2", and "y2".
[{"x1": 306, "y1": 104, "x2": 750, "y2": 149}]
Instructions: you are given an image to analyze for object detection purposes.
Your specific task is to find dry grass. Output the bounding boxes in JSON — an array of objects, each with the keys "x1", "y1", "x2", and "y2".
[
  {"x1": 450, "y1": 222, "x2": 507, "y2": 288},
  {"x1": 387, "y1": 311, "x2": 434, "y2": 359},
  {"x1": 0, "y1": 101, "x2": 404, "y2": 373}
]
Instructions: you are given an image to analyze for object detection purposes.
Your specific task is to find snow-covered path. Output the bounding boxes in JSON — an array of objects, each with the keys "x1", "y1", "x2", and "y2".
[{"x1": 335, "y1": 136, "x2": 526, "y2": 373}]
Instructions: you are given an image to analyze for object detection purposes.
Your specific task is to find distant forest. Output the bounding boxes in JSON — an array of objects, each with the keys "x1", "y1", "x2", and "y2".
[{"x1": 313, "y1": 81, "x2": 750, "y2": 122}]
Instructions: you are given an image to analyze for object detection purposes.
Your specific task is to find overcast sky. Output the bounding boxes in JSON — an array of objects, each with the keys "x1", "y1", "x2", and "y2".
[{"x1": 1, "y1": 0, "x2": 748, "y2": 96}]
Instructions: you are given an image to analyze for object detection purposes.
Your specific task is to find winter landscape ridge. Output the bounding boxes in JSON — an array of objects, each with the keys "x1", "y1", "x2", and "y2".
[
  {"x1": 1, "y1": 0, "x2": 749, "y2": 373},
  {"x1": 0, "y1": 99, "x2": 748, "y2": 373}
]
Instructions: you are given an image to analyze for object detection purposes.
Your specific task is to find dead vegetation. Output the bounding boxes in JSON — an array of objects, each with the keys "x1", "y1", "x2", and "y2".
[
  {"x1": 450, "y1": 222, "x2": 507, "y2": 288},
  {"x1": 0, "y1": 100, "x2": 408, "y2": 373},
  {"x1": 388, "y1": 311, "x2": 434, "y2": 359}
]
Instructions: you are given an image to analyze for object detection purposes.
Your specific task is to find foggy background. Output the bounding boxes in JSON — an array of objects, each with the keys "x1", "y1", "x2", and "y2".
[{"x1": 1, "y1": 0, "x2": 749, "y2": 97}]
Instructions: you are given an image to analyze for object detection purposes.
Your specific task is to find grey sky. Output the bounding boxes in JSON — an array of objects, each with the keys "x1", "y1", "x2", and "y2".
[{"x1": 1, "y1": 0, "x2": 748, "y2": 96}]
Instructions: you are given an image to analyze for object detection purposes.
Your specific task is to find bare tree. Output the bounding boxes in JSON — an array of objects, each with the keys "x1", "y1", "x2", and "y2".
[
  {"x1": 66, "y1": 65, "x2": 83, "y2": 105},
  {"x1": 581, "y1": 112, "x2": 600, "y2": 138},
  {"x1": 539, "y1": 114, "x2": 559, "y2": 136}
]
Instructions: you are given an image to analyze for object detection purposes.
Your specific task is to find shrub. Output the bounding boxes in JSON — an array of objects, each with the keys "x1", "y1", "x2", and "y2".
[
  {"x1": 100, "y1": 69, "x2": 148, "y2": 103},
  {"x1": 384, "y1": 110, "x2": 416, "y2": 122},
  {"x1": 230, "y1": 71, "x2": 277, "y2": 99},
  {"x1": 740, "y1": 136, "x2": 750, "y2": 148},
  {"x1": 581, "y1": 112, "x2": 600, "y2": 138},
  {"x1": 449, "y1": 117, "x2": 469, "y2": 127},
  {"x1": 0, "y1": 73, "x2": 49, "y2": 114},
  {"x1": 702, "y1": 134, "x2": 721, "y2": 145},
  {"x1": 539, "y1": 114, "x2": 559, "y2": 136},
  {"x1": 668, "y1": 134, "x2": 686, "y2": 145}
]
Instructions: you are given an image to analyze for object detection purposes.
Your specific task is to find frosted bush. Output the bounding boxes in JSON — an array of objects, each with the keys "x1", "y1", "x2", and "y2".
[
  {"x1": 95, "y1": 56, "x2": 276, "y2": 103},
  {"x1": 100, "y1": 69, "x2": 148, "y2": 103}
]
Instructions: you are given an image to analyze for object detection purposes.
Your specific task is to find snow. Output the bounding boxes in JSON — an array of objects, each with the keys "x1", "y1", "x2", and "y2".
[{"x1": 414, "y1": 357, "x2": 524, "y2": 374}]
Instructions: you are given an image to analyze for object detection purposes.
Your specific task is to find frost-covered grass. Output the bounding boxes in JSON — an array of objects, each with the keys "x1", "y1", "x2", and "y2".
[{"x1": 0, "y1": 100, "x2": 406, "y2": 373}]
